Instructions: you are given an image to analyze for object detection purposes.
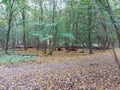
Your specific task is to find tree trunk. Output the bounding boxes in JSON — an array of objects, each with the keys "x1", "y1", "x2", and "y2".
[
  {"x1": 88, "y1": 6, "x2": 93, "y2": 54},
  {"x1": 5, "y1": 16, "x2": 12, "y2": 53},
  {"x1": 111, "y1": 43, "x2": 120, "y2": 71},
  {"x1": 36, "y1": 38, "x2": 40, "y2": 50},
  {"x1": 22, "y1": 8, "x2": 27, "y2": 50},
  {"x1": 5, "y1": 25, "x2": 11, "y2": 53},
  {"x1": 43, "y1": 41, "x2": 47, "y2": 54},
  {"x1": 5, "y1": 0, "x2": 15, "y2": 53},
  {"x1": 99, "y1": 0, "x2": 120, "y2": 47},
  {"x1": 48, "y1": 39, "x2": 53, "y2": 55},
  {"x1": 52, "y1": 0, "x2": 57, "y2": 51},
  {"x1": 88, "y1": 31, "x2": 93, "y2": 54},
  {"x1": 101, "y1": 20, "x2": 110, "y2": 50}
]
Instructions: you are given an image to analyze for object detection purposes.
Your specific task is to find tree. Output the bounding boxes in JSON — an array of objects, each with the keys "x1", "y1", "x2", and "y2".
[
  {"x1": 21, "y1": 0, "x2": 27, "y2": 50},
  {"x1": 96, "y1": 0, "x2": 120, "y2": 47},
  {"x1": 0, "y1": 0, "x2": 119, "y2": 56},
  {"x1": 88, "y1": 4, "x2": 93, "y2": 54},
  {"x1": 3, "y1": 0, "x2": 16, "y2": 53}
]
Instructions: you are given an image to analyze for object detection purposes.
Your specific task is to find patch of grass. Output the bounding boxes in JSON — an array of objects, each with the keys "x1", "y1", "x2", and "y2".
[{"x1": 0, "y1": 54, "x2": 38, "y2": 63}]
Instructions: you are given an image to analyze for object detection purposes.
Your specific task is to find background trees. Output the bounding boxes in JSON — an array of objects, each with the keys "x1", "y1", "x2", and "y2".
[{"x1": 0, "y1": 0, "x2": 120, "y2": 54}]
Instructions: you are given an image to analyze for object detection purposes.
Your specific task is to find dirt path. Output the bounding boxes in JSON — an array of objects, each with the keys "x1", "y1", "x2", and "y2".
[{"x1": 0, "y1": 50, "x2": 120, "y2": 90}]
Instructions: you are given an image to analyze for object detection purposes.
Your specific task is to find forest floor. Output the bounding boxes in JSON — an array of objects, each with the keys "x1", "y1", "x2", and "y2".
[{"x1": 0, "y1": 48, "x2": 120, "y2": 90}]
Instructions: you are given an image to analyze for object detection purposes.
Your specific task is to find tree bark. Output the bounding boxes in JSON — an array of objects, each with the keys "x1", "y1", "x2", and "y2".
[
  {"x1": 43, "y1": 41, "x2": 47, "y2": 54},
  {"x1": 48, "y1": 39, "x2": 53, "y2": 55},
  {"x1": 22, "y1": 6, "x2": 27, "y2": 50},
  {"x1": 52, "y1": 0, "x2": 57, "y2": 51},
  {"x1": 5, "y1": 21, "x2": 11, "y2": 53},
  {"x1": 88, "y1": 6, "x2": 93, "y2": 54},
  {"x1": 5, "y1": 12, "x2": 12, "y2": 54},
  {"x1": 101, "y1": 20, "x2": 110, "y2": 50},
  {"x1": 98, "y1": 0, "x2": 120, "y2": 47},
  {"x1": 5, "y1": 0, "x2": 15, "y2": 53},
  {"x1": 111, "y1": 43, "x2": 120, "y2": 71}
]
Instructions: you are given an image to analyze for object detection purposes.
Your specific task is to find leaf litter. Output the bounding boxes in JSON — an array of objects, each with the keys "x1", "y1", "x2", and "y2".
[{"x1": 0, "y1": 48, "x2": 120, "y2": 90}]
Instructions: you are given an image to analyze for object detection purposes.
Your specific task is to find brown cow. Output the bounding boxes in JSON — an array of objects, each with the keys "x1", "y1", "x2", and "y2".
[
  {"x1": 66, "y1": 46, "x2": 77, "y2": 52},
  {"x1": 57, "y1": 47, "x2": 63, "y2": 51}
]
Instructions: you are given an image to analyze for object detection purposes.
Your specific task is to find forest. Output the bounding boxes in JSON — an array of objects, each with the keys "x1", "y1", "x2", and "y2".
[{"x1": 0, "y1": 0, "x2": 120, "y2": 89}]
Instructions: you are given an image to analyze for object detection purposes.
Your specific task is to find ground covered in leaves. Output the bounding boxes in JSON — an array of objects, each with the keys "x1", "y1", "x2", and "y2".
[{"x1": 0, "y1": 49, "x2": 120, "y2": 90}]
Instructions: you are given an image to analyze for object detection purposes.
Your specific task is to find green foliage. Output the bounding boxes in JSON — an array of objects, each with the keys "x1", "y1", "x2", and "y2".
[
  {"x1": 31, "y1": 22, "x2": 58, "y2": 42},
  {"x1": 0, "y1": 0, "x2": 120, "y2": 52},
  {"x1": 61, "y1": 33, "x2": 75, "y2": 39},
  {"x1": 0, "y1": 54, "x2": 38, "y2": 63},
  {"x1": 109, "y1": 30, "x2": 117, "y2": 42},
  {"x1": 2, "y1": 0, "x2": 7, "y2": 4}
]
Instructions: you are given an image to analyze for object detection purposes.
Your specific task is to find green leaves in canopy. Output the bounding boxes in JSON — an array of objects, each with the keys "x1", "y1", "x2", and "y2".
[
  {"x1": 80, "y1": 5, "x2": 89, "y2": 9},
  {"x1": 32, "y1": 33, "x2": 43, "y2": 37},
  {"x1": 31, "y1": 30, "x2": 53, "y2": 42},
  {"x1": 31, "y1": 31, "x2": 43, "y2": 37},
  {"x1": 32, "y1": 22, "x2": 45, "y2": 26},
  {"x1": 2, "y1": 0, "x2": 7, "y2": 3},
  {"x1": 109, "y1": 30, "x2": 117, "y2": 39},
  {"x1": 40, "y1": 35, "x2": 53, "y2": 42},
  {"x1": 2, "y1": 0, "x2": 19, "y2": 4},
  {"x1": 0, "y1": 19, "x2": 7, "y2": 26},
  {"x1": 61, "y1": 33, "x2": 75, "y2": 39},
  {"x1": 45, "y1": 22, "x2": 57, "y2": 27},
  {"x1": 109, "y1": 31, "x2": 117, "y2": 43},
  {"x1": 31, "y1": 22, "x2": 58, "y2": 39}
]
